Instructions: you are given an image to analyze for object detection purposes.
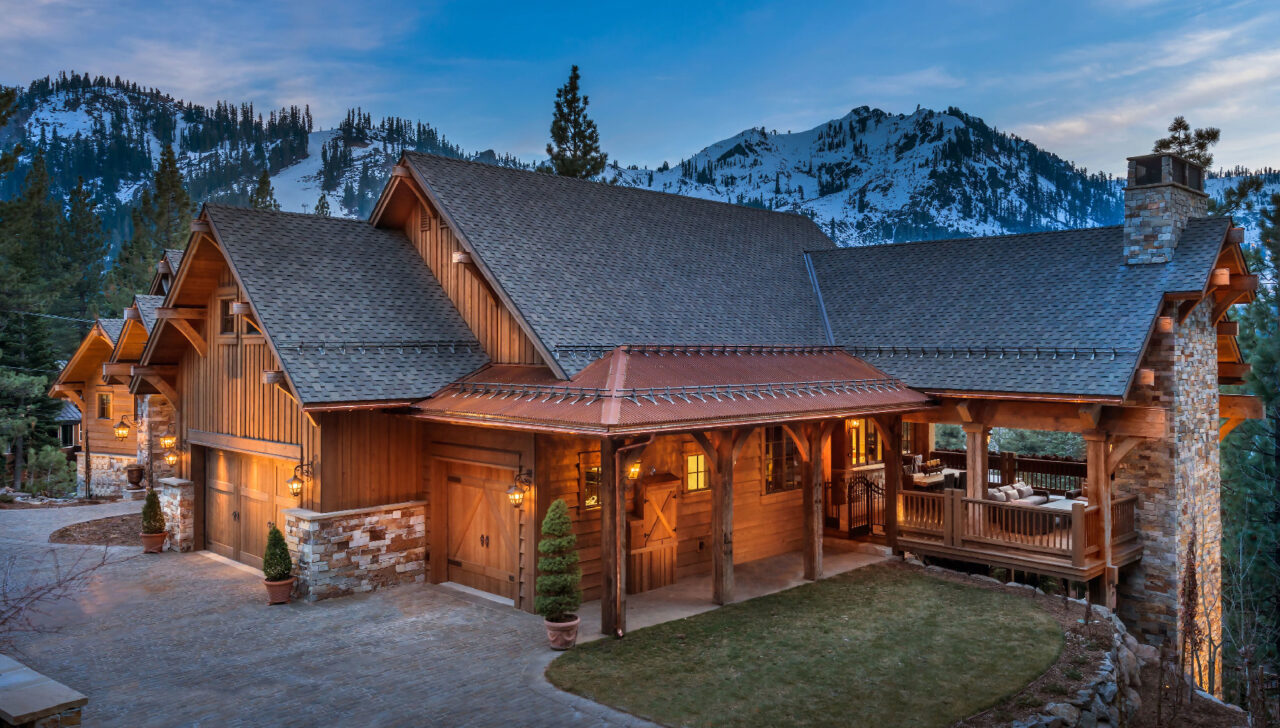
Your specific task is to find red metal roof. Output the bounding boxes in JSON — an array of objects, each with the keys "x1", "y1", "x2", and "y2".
[{"x1": 413, "y1": 345, "x2": 931, "y2": 434}]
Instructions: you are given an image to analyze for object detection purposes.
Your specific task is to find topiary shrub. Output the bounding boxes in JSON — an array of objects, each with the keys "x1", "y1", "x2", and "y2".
[
  {"x1": 262, "y1": 524, "x2": 293, "y2": 582},
  {"x1": 535, "y1": 498, "x2": 581, "y2": 622},
  {"x1": 141, "y1": 489, "x2": 165, "y2": 534}
]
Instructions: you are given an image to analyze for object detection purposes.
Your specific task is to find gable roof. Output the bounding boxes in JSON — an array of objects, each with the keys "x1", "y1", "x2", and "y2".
[
  {"x1": 56, "y1": 399, "x2": 81, "y2": 422},
  {"x1": 400, "y1": 153, "x2": 837, "y2": 377},
  {"x1": 809, "y1": 217, "x2": 1232, "y2": 398},
  {"x1": 415, "y1": 345, "x2": 929, "y2": 434},
  {"x1": 98, "y1": 318, "x2": 125, "y2": 346},
  {"x1": 133, "y1": 294, "x2": 164, "y2": 334},
  {"x1": 201, "y1": 204, "x2": 487, "y2": 405},
  {"x1": 50, "y1": 319, "x2": 119, "y2": 393}
]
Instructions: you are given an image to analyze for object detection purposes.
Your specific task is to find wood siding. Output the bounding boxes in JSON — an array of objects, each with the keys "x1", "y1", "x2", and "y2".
[
  {"x1": 177, "y1": 269, "x2": 321, "y2": 508},
  {"x1": 404, "y1": 201, "x2": 543, "y2": 365},
  {"x1": 534, "y1": 431, "x2": 808, "y2": 602},
  {"x1": 317, "y1": 410, "x2": 430, "y2": 512},
  {"x1": 81, "y1": 381, "x2": 135, "y2": 456}
]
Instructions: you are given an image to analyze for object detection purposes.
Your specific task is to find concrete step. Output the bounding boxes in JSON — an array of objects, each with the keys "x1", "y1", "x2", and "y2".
[{"x1": 121, "y1": 488, "x2": 146, "y2": 501}]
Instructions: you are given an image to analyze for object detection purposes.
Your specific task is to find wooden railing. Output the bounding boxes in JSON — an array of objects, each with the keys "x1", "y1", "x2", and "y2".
[
  {"x1": 899, "y1": 488, "x2": 1108, "y2": 568},
  {"x1": 1111, "y1": 494, "x2": 1138, "y2": 545},
  {"x1": 930, "y1": 449, "x2": 1086, "y2": 494}
]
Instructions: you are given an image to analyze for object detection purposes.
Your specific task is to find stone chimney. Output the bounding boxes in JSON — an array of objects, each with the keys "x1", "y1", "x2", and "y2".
[{"x1": 1124, "y1": 153, "x2": 1209, "y2": 264}]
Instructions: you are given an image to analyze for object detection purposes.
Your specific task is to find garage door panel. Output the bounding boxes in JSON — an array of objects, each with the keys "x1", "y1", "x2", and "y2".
[{"x1": 205, "y1": 448, "x2": 298, "y2": 569}]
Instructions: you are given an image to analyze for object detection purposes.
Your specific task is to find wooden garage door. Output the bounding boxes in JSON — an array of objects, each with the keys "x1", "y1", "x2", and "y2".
[
  {"x1": 445, "y1": 462, "x2": 518, "y2": 599},
  {"x1": 205, "y1": 449, "x2": 299, "y2": 569}
]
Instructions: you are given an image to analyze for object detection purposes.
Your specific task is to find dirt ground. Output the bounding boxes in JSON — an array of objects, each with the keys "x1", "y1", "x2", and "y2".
[
  {"x1": 49, "y1": 512, "x2": 142, "y2": 546},
  {"x1": 0, "y1": 496, "x2": 119, "y2": 510}
]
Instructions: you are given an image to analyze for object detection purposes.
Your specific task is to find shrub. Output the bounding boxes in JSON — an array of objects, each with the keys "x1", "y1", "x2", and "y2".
[
  {"x1": 262, "y1": 524, "x2": 293, "y2": 582},
  {"x1": 0, "y1": 493, "x2": 12, "y2": 503},
  {"x1": 141, "y1": 489, "x2": 165, "y2": 534},
  {"x1": 26, "y1": 446, "x2": 76, "y2": 498},
  {"x1": 535, "y1": 498, "x2": 581, "y2": 622}
]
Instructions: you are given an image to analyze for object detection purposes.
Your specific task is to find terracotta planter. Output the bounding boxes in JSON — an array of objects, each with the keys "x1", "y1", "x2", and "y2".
[
  {"x1": 125, "y1": 465, "x2": 146, "y2": 487},
  {"x1": 140, "y1": 531, "x2": 166, "y2": 553},
  {"x1": 264, "y1": 576, "x2": 297, "y2": 605},
  {"x1": 544, "y1": 615, "x2": 580, "y2": 650}
]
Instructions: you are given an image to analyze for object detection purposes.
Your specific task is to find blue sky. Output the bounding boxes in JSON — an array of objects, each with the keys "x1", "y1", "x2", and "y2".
[{"x1": 2, "y1": 0, "x2": 1277, "y2": 175}]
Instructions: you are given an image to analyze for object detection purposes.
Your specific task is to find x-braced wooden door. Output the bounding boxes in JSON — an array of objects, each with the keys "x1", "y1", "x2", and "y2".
[
  {"x1": 446, "y1": 462, "x2": 518, "y2": 599},
  {"x1": 627, "y1": 480, "x2": 678, "y2": 594}
]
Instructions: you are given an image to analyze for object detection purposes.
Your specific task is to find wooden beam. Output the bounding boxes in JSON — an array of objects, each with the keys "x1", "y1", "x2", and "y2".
[
  {"x1": 782, "y1": 424, "x2": 810, "y2": 462},
  {"x1": 1083, "y1": 430, "x2": 1116, "y2": 608},
  {"x1": 599, "y1": 437, "x2": 625, "y2": 637},
  {"x1": 1224, "y1": 274, "x2": 1260, "y2": 292},
  {"x1": 910, "y1": 398, "x2": 1166, "y2": 439},
  {"x1": 1156, "y1": 316, "x2": 1174, "y2": 333},
  {"x1": 1078, "y1": 403, "x2": 1103, "y2": 430},
  {"x1": 101, "y1": 362, "x2": 133, "y2": 384},
  {"x1": 451, "y1": 251, "x2": 472, "y2": 265},
  {"x1": 802, "y1": 422, "x2": 835, "y2": 580},
  {"x1": 1220, "y1": 418, "x2": 1246, "y2": 442},
  {"x1": 49, "y1": 384, "x2": 86, "y2": 415},
  {"x1": 1098, "y1": 406, "x2": 1167, "y2": 440},
  {"x1": 1211, "y1": 267, "x2": 1231, "y2": 287},
  {"x1": 873, "y1": 416, "x2": 903, "y2": 552},
  {"x1": 955, "y1": 399, "x2": 984, "y2": 424},
  {"x1": 140, "y1": 374, "x2": 179, "y2": 410},
  {"x1": 123, "y1": 307, "x2": 141, "y2": 321},
  {"x1": 1135, "y1": 368, "x2": 1155, "y2": 387},
  {"x1": 190, "y1": 220, "x2": 211, "y2": 233},
  {"x1": 1106, "y1": 437, "x2": 1142, "y2": 475},
  {"x1": 230, "y1": 302, "x2": 252, "y2": 316},
  {"x1": 1217, "y1": 320, "x2": 1239, "y2": 336},
  {"x1": 1222, "y1": 393, "x2": 1265, "y2": 420},
  {"x1": 1227, "y1": 227, "x2": 1245, "y2": 245},
  {"x1": 961, "y1": 423, "x2": 988, "y2": 497},
  {"x1": 692, "y1": 428, "x2": 752, "y2": 606},
  {"x1": 168, "y1": 319, "x2": 207, "y2": 357},
  {"x1": 262, "y1": 370, "x2": 285, "y2": 385},
  {"x1": 1219, "y1": 361, "x2": 1251, "y2": 384},
  {"x1": 186, "y1": 429, "x2": 300, "y2": 461},
  {"x1": 391, "y1": 164, "x2": 410, "y2": 178},
  {"x1": 155, "y1": 306, "x2": 206, "y2": 320},
  {"x1": 129, "y1": 365, "x2": 178, "y2": 377}
]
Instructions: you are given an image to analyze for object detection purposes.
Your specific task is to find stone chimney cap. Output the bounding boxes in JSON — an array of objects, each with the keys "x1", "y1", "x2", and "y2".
[{"x1": 1126, "y1": 153, "x2": 1206, "y2": 195}]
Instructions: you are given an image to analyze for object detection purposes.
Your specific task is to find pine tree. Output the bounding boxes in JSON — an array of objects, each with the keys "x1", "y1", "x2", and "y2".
[
  {"x1": 313, "y1": 193, "x2": 331, "y2": 217},
  {"x1": 104, "y1": 144, "x2": 191, "y2": 310},
  {"x1": 55, "y1": 178, "x2": 107, "y2": 341},
  {"x1": 534, "y1": 498, "x2": 581, "y2": 622},
  {"x1": 249, "y1": 169, "x2": 280, "y2": 211},
  {"x1": 546, "y1": 66, "x2": 607, "y2": 179},
  {"x1": 150, "y1": 144, "x2": 193, "y2": 248},
  {"x1": 1153, "y1": 116, "x2": 1221, "y2": 168}
]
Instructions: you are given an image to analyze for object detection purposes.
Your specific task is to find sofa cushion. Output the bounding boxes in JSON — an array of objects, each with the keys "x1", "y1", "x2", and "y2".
[
  {"x1": 998, "y1": 485, "x2": 1019, "y2": 500},
  {"x1": 1014, "y1": 483, "x2": 1035, "y2": 500},
  {"x1": 986, "y1": 488, "x2": 1006, "y2": 502},
  {"x1": 1016, "y1": 495, "x2": 1049, "y2": 506}
]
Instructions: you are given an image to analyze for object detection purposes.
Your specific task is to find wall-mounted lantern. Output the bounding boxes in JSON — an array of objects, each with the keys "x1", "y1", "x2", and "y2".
[
  {"x1": 113, "y1": 415, "x2": 138, "y2": 441},
  {"x1": 158, "y1": 425, "x2": 178, "y2": 451},
  {"x1": 507, "y1": 468, "x2": 533, "y2": 508},
  {"x1": 163, "y1": 448, "x2": 180, "y2": 467},
  {"x1": 626, "y1": 460, "x2": 643, "y2": 481},
  {"x1": 286, "y1": 460, "x2": 315, "y2": 498}
]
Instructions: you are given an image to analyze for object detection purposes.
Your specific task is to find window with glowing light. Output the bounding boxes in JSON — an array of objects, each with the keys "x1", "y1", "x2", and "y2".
[
  {"x1": 97, "y1": 392, "x2": 112, "y2": 420},
  {"x1": 685, "y1": 452, "x2": 708, "y2": 493},
  {"x1": 578, "y1": 451, "x2": 601, "y2": 509},
  {"x1": 764, "y1": 427, "x2": 802, "y2": 494}
]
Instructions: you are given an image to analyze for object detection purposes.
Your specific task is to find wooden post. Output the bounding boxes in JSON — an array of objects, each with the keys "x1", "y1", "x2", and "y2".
[
  {"x1": 1083, "y1": 430, "x2": 1115, "y2": 607},
  {"x1": 599, "y1": 437, "x2": 626, "y2": 637},
  {"x1": 803, "y1": 424, "x2": 826, "y2": 581},
  {"x1": 874, "y1": 416, "x2": 903, "y2": 552},
  {"x1": 1000, "y1": 451, "x2": 1018, "y2": 486},
  {"x1": 1070, "y1": 501, "x2": 1086, "y2": 567},
  {"x1": 961, "y1": 423, "x2": 988, "y2": 498},
  {"x1": 694, "y1": 429, "x2": 753, "y2": 606}
]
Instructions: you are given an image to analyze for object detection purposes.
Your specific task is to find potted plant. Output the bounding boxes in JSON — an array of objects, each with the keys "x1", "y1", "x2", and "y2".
[
  {"x1": 535, "y1": 498, "x2": 582, "y2": 649},
  {"x1": 140, "y1": 488, "x2": 166, "y2": 553},
  {"x1": 262, "y1": 523, "x2": 296, "y2": 605}
]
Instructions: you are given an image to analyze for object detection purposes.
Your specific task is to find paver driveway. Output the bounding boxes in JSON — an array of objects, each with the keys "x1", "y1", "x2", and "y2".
[{"x1": 0, "y1": 502, "x2": 651, "y2": 727}]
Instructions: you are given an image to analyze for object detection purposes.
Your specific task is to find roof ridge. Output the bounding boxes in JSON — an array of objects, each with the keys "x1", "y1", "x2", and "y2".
[
  {"x1": 404, "y1": 151, "x2": 825, "y2": 225},
  {"x1": 203, "y1": 202, "x2": 377, "y2": 226},
  {"x1": 807, "y1": 224, "x2": 1127, "y2": 254}
]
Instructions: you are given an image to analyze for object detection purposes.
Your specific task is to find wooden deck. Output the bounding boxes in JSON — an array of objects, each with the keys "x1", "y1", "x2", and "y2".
[{"x1": 895, "y1": 489, "x2": 1141, "y2": 581}]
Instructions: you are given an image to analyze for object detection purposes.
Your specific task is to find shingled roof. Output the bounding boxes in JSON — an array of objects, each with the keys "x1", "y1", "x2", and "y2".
[
  {"x1": 809, "y1": 217, "x2": 1231, "y2": 398},
  {"x1": 203, "y1": 204, "x2": 488, "y2": 405},
  {"x1": 403, "y1": 153, "x2": 836, "y2": 377},
  {"x1": 133, "y1": 295, "x2": 164, "y2": 334},
  {"x1": 98, "y1": 318, "x2": 125, "y2": 345}
]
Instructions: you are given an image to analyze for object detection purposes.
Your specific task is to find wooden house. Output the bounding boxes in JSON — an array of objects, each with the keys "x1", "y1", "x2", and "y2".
[{"x1": 51, "y1": 150, "x2": 1261, "y2": 668}]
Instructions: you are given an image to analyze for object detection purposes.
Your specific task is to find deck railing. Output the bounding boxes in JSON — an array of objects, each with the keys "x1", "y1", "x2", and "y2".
[
  {"x1": 899, "y1": 488, "x2": 1111, "y2": 568},
  {"x1": 930, "y1": 449, "x2": 1086, "y2": 494},
  {"x1": 1111, "y1": 494, "x2": 1138, "y2": 545}
]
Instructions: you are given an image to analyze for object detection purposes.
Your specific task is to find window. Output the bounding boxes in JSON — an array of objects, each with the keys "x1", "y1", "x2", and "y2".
[
  {"x1": 848, "y1": 418, "x2": 882, "y2": 466},
  {"x1": 685, "y1": 452, "x2": 709, "y2": 493},
  {"x1": 97, "y1": 392, "x2": 112, "y2": 420},
  {"x1": 219, "y1": 298, "x2": 236, "y2": 336},
  {"x1": 901, "y1": 421, "x2": 918, "y2": 456},
  {"x1": 764, "y1": 426, "x2": 802, "y2": 494},
  {"x1": 578, "y1": 451, "x2": 601, "y2": 509},
  {"x1": 60, "y1": 424, "x2": 76, "y2": 447}
]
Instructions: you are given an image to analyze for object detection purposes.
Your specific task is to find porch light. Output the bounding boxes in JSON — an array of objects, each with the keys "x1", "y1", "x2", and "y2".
[
  {"x1": 627, "y1": 460, "x2": 642, "y2": 480},
  {"x1": 163, "y1": 449, "x2": 180, "y2": 467},
  {"x1": 158, "y1": 426, "x2": 178, "y2": 451},
  {"x1": 287, "y1": 460, "x2": 315, "y2": 498},
  {"x1": 508, "y1": 468, "x2": 533, "y2": 508},
  {"x1": 113, "y1": 416, "x2": 133, "y2": 441}
]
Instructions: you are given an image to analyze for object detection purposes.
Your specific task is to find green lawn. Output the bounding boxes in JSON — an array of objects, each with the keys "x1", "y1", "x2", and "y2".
[{"x1": 546, "y1": 564, "x2": 1062, "y2": 728}]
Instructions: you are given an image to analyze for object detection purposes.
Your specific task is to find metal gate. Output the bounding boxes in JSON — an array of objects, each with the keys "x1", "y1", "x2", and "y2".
[{"x1": 847, "y1": 471, "x2": 886, "y2": 538}]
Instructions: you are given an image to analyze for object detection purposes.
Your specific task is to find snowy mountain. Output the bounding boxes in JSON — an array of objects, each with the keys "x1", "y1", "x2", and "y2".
[{"x1": 2, "y1": 72, "x2": 1274, "y2": 252}]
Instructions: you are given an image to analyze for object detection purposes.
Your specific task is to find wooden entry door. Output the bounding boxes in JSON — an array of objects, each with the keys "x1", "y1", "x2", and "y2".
[
  {"x1": 204, "y1": 449, "x2": 299, "y2": 568},
  {"x1": 627, "y1": 481, "x2": 678, "y2": 594},
  {"x1": 445, "y1": 462, "x2": 518, "y2": 599}
]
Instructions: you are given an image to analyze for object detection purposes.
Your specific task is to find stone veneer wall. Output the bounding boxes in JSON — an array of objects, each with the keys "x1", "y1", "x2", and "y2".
[
  {"x1": 76, "y1": 452, "x2": 135, "y2": 497},
  {"x1": 157, "y1": 477, "x2": 196, "y2": 552},
  {"x1": 283, "y1": 501, "x2": 427, "y2": 601},
  {"x1": 1114, "y1": 297, "x2": 1222, "y2": 689},
  {"x1": 136, "y1": 394, "x2": 177, "y2": 485}
]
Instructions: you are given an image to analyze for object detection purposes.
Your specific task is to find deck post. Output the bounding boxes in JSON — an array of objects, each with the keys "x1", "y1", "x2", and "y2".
[
  {"x1": 1083, "y1": 430, "x2": 1115, "y2": 608},
  {"x1": 1070, "y1": 501, "x2": 1086, "y2": 567},
  {"x1": 961, "y1": 423, "x2": 989, "y2": 497},
  {"x1": 803, "y1": 426, "x2": 823, "y2": 581},
  {"x1": 711, "y1": 433, "x2": 735, "y2": 605},
  {"x1": 875, "y1": 415, "x2": 903, "y2": 552},
  {"x1": 599, "y1": 437, "x2": 626, "y2": 637}
]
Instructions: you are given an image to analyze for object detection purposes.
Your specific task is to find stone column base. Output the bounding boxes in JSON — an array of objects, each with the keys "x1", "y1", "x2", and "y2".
[
  {"x1": 283, "y1": 501, "x2": 427, "y2": 601},
  {"x1": 157, "y1": 477, "x2": 196, "y2": 552}
]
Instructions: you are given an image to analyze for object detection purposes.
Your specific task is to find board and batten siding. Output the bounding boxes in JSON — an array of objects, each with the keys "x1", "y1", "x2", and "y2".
[
  {"x1": 316, "y1": 410, "x2": 430, "y2": 512},
  {"x1": 533, "y1": 431, "x2": 808, "y2": 602},
  {"x1": 177, "y1": 269, "x2": 321, "y2": 508},
  {"x1": 81, "y1": 381, "x2": 135, "y2": 456},
  {"x1": 403, "y1": 201, "x2": 543, "y2": 365}
]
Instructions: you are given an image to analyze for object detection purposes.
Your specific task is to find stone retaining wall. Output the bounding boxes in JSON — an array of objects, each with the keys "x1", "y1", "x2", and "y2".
[
  {"x1": 157, "y1": 477, "x2": 196, "y2": 552},
  {"x1": 76, "y1": 453, "x2": 136, "y2": 497},
  {"x1": 282, "y1": 501, "x2": 427, "y2": 601}
]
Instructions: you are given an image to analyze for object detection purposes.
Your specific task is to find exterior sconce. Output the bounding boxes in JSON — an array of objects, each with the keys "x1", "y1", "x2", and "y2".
[
  {"x1": 163, "y1": 448, "x2": 180, "y2": 467},
  {"x1": 113, "y1": 415, "x2": 137, "y2": 441},
  {"x1": 286, "y1": 460, "x2": 314, "y2": 498},
  {"x1": 626, "y1": 460, "x2": 642, "y2": 480},
  {"x1": 159, "y1": 425, "x2": 178, "y2": 451},
  {"x1": 507, "y1": 468, "x2": 533, "y2": 508}
]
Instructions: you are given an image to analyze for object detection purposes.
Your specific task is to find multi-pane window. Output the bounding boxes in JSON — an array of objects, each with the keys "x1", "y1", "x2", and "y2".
[
  {"x1": 849, "y1": 418, "x2": 882, "y2": 466},
  {"x1": 97, "y1": 392, "x2": 112, "y2": 420},
  {"x1": 219, "y1": 298, "x2": 236, "y2": 336},
  {"x1": 686, "y1": 452, "x2": 709, "y2": 492},
  {"x1": 901, "y1": 422, "x2": 918, "y2": 456},
  {"x1": 764, "y1": 426, "x2": 802, "y2": 494},
  {"x1": 579, "y1": 452, "x2": 601, "y2": 509}
]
